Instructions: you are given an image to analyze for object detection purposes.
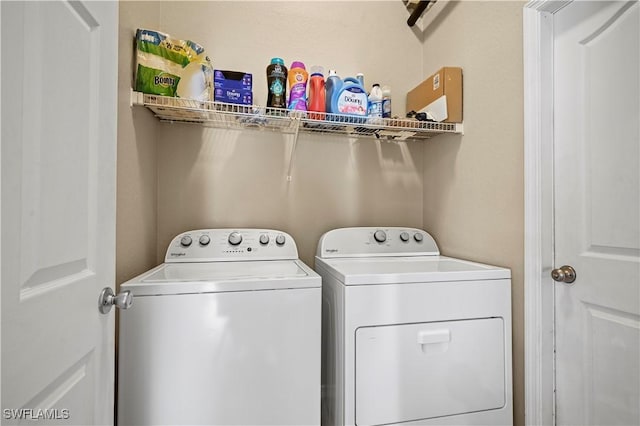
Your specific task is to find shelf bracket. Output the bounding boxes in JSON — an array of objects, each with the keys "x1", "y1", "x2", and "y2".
[
  {"x1": 285, "y1": 115, "x2": 302, "y2": 182},
  {"x1": 407, "y1": 0, "x2": 433, "y2": 27},
  {"x1": 129, "y1": 88, "x2": 143, "y2": 107}
]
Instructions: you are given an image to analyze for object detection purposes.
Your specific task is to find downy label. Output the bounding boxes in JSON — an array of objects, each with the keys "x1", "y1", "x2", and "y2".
[
  {"x1": 270, "y1": 78, "x2": 285, "y2": 96},
  {"x1": 337, "y1": 87, "x2": 367, "y2": 116}
]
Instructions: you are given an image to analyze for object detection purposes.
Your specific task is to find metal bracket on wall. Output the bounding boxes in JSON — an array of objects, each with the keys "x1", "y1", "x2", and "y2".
[
  {"x1": 285, "y1": 113, "x2": 302, "y2": 182},
  {"x1": 406, "y1": 0, "x2": 434, "y2": 27},
  {"x1": 130, "y1": 88, "x2": 143, "y2": 107}
]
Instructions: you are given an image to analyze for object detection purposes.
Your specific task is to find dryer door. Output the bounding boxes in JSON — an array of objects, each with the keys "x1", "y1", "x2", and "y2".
[{"x1": 355, "y1": 318, "x2": 505, "y2": 425}]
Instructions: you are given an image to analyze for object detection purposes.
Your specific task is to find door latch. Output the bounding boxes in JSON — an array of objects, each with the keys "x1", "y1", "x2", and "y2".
[
  {"x1": 99, "y1": 287, "x2": 132, "y2": 314},
  {"x1": 551, "y1": 265, "x2": 577, "y2": 284}
]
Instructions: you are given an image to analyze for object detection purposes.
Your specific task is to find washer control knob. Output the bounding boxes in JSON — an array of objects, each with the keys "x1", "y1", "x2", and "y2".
[
  {"x1": 259, "y1": 234, "x2": 270, "y2": 245},
  {"x1": 199, "y1": 235, "x2": 210, "y2": 246},
  {"x1": 275, "y1": 234, "x2": 286, "y2": 246},
  {"x1": 400, "y1": 232, "x2": 410, "y2": 242},
  {"x1": 228, "y1": 232, "x2": 242, "y2": 246},
  {"x1": 180, "y1": 236, "x2": 192, "y2": 247},
  {"x1": 414, "y1": 233, "x2": 424, "y2": 242},
  {"x1": 374, "y1": 230, "x2": 387, "y2": 243}
]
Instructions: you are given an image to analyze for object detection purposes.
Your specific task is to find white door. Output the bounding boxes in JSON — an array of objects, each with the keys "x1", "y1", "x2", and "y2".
[
  {"x1": 553, "y1": 1, "x2": 640, "y2": 424},
  {"x1": 1, "y1": 1, "x2": 118, "y2": 424}
]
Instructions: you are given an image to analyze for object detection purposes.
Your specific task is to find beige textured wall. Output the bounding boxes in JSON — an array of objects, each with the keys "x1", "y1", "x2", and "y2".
[
  {"x1": 419, "y1": 1, "x2": 525, "y2": 424},
  {"x1": 155, "y1": 1, "x2": 426, "y2": 265},
  {"x1": 157, "y1": 128, "x2": 423, "y2": 266},
  {"x1": 116, "y1": 2, "x2": 161, "y2": 286}
]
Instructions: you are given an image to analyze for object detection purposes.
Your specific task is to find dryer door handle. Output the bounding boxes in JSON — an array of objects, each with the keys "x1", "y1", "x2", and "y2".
[{"x1": 417, "y1": 329, "x2": 450, "y2": 345}]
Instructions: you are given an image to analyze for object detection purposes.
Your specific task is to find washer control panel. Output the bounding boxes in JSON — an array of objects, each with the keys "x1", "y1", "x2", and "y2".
[
  {"x1": 166, "y1": 229, "x2": 298, "y2": 262},
  {"x1": 316, "y1": 227, "x2": 440, "y2": 258}
]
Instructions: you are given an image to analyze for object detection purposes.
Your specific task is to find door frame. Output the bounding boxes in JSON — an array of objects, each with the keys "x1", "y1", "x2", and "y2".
[
  {"x1": 0, "y1": 2, "x2": 3, "y2": 408},
  {"x1": 523, "y1": 1, "x2": 572, "y2": 425}
]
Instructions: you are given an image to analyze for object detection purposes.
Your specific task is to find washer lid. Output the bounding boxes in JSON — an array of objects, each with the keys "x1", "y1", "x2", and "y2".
[
  {"x1": 121, "y1": 260, "x2": 320, "y2": 296},
  {"x1": 315, "y1": 256, "x2": 510, "y2": 285}
]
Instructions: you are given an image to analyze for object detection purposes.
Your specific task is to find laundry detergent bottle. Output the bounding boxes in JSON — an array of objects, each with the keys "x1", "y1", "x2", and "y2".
[
  {"x1": 382, "y1": 85, "x2": 392, "y2": 118},
  {"x1": 308, "y1": 66, "x2": 326, "y2": 119},
  {"x1": 287, "y1": 61, "x2": 308, "y2": 111},
  {"x1": 325, "y1": 70, "x2": 342, "y2": 114},
  {"x1": 266, "y1": 57, "x2": 288, "y2": 108},
  {"x1": 368, "y1": 83, "x2": 383, "y2": 118},
  {"x1": 331, "y1": 77, "x2": 368, "y2": 117}
]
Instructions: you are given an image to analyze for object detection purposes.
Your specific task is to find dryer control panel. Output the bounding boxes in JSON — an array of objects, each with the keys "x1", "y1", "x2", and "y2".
[
  {"x1": 316, "y1": 227, "x2": 440, "y2": 258},
  {"x1": 165, "y1": 229, "x2": 298, "y2": 262}
]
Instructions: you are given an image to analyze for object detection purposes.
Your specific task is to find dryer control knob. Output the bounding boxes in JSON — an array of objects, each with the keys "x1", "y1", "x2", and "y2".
[
  {"x1": 414, "y1": 233, "x2": 424, "y2": 242},
  {"x1": 374, "y1": 230, "x2": 387, "y2": 243},
  {"x1": 400, "y1": 232, "x2": 410, "y2": 242},
  {"x1": 259, "y1": 234, "x2": 270, "y2": 245},
  {"x1": 180, "y1": 236, "x2": 193, "y2": 247},
  {"x1": 199, "y1": 235, "x2": 211, "y2": 246},
  {"x1": 228, "y1": 232, "x2": 243, "y2": 246},
  {"x1": 275, "y1": 234, "x2": 286, "y2": 246}
]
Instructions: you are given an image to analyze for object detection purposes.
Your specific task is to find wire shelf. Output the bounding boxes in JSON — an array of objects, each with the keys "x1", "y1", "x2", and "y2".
[{"x1": 130, "y1": 91, "x2": 463, "y2": 141}]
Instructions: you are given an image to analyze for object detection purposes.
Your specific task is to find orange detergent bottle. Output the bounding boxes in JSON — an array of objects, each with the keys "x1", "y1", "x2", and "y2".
[{"x1": 308, "y1": 66, "x2": 326, "y2": 119}]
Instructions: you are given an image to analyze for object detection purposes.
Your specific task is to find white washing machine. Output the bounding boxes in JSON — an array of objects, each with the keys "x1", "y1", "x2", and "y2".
[
  {"x1": 118, "y1": 229, "x2": 321, "y2": 426},
  {"x1": 315, "y1": 227, "x2": 512, "y2": 426}
]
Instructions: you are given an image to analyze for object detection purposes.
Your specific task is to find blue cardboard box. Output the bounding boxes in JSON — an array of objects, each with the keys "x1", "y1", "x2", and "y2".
[
  {"x1": 214, "y1": 70, "x2": 252, "y2": 91},
  {"x1": 214, "y1": 88, "x2": 253, "y2": 105}
]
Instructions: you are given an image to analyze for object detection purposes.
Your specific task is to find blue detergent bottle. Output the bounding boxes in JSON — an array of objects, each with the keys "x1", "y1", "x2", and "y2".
[
  {"x1": 325, "y1": 70, "x2": 342, "y2": 113},
  {"x1": 331, "y1": 77, "x2": 368, "y2": 117}
]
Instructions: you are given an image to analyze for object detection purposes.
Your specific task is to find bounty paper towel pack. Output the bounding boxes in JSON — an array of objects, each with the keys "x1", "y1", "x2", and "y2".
[{"x1": 135, "y1": 29, "x2": 213, "y2": 101}]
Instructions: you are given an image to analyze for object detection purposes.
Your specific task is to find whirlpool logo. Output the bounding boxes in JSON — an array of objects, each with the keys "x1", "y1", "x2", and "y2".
[{"x1": 325, "y1": 249, "x2": 339, "y2": 253}]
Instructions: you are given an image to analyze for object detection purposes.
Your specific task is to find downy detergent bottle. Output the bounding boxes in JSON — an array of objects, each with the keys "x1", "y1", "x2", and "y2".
[
  {"x1": 331, "y1": 77, "x2": 368, "y2": 118},
  {"x1": 287, "y1": 61, "x2": 308, "y2": 111},
  {"x1": 266, "y1": 58, "x2": 287, "y2": 108}
]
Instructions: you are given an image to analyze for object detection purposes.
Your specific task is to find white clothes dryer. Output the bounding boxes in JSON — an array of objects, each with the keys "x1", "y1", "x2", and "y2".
[
  {"x1": 118, "y1": 229, "x2": 320, "y2": 426},
  {"x1": 315, "y1": 227, "x2": 512, "y2": 426}
]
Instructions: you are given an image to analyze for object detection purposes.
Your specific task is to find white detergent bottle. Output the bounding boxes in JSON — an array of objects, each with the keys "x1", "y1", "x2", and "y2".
[{"x1": 368, "y1": 83, "x2": 383, "y2": 119}]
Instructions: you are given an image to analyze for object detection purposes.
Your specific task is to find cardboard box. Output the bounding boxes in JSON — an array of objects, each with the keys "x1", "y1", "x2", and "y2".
[
  {"x1": 406, "y1": 67, "x2": 462, "y2": 123},
  {"x1": 214, "y1": 88, "x2": 253, "y2": 105},
  {"x1": 214, "y1": 70, "x2": 252, "y2": 91}
]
